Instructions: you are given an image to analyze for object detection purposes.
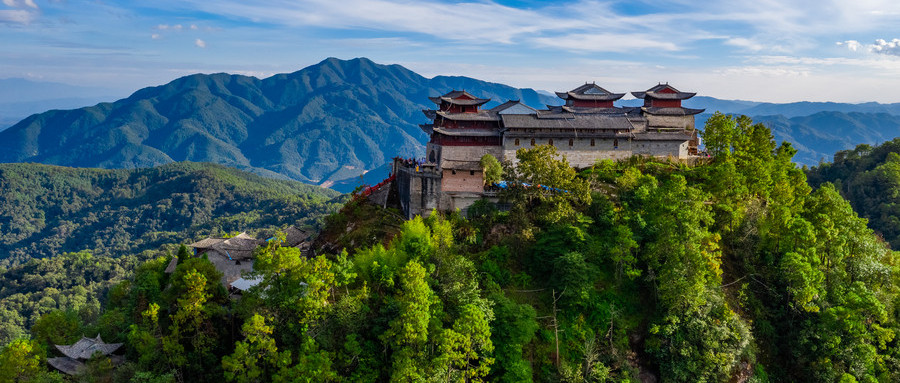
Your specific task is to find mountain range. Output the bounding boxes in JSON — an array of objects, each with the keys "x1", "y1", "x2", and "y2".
[
  {"x1": 0, "y1": 58, "x2": 556, "y2": 188},
  {"x1": 3, "y1": 57, "x2": 900, "y2": 190}
]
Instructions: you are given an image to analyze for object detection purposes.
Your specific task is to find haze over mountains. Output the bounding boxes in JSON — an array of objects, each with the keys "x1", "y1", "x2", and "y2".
[
  {"x1": 0, "y1": 78, "x2": 123, "y2": 131},
  {"x1": 3, "y1": 57, "x2": 900, "y2": 190}
]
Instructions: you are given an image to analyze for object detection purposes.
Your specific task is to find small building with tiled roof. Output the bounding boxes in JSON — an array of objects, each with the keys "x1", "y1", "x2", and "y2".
[
  {"x1": 47, "y1": 335, "x2": 124, "y2": 375},
  {"x1": 189, "y1": 232, "x2": 264, "y2": 287}
]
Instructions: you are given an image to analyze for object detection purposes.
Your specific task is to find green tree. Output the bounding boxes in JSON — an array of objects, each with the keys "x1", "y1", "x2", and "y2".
[
  {"x1": 438, "y1": 304, "x2": 494, "y2": 383},
  {"x1": 383, "y1": 260, "x2": 435, "y2": 382},
  {"x1": 0, "y1": 339, "x2": 45, "y2": 382},
  {"x1": 222, "y1": 314, "x2": 290, "y2": 383},
  {"x1": 505, "y1": 145, "x2": 591, "y2": 227},
  {"x1": 480, "y1": 154, "x2": 503, "y2": 186}
]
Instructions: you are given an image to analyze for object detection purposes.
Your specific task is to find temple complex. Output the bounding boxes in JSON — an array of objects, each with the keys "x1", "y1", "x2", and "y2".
[{"x1": 391, "y1": 83, "x2": 704, "y2": 218}]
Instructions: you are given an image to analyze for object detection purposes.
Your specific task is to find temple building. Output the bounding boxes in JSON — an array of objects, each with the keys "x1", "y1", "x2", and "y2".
[
  {"x1": 47, "y1": 335, "x2": 124, "y2": 375},
  {"x1": 189, "y1": 232, "x2": 262, "y2": 287},
  {"x1": 392, "y1": 83, "x2": 704, "y2": 218}
]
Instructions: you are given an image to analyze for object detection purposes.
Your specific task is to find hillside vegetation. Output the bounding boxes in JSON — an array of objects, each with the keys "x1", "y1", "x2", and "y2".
[
  {"x1": 806, "y1": 138, "x2": 900, "y2": 248},
  {"x1": 0, "y1": 162, "x2": 341, "y2": 347},
  {"x1": 3, "y1": 113, "x2": 898, "y2": 382},
  {"x1": 0, "y1": 162, "x2": 341, "y2": 268}
]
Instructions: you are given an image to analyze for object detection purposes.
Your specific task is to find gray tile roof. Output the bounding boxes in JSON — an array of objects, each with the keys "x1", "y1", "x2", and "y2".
[
  {"x1": 441, "y1": 160, "x2": 483, "y2": 171},
  {"x1": 556, "y1": 83, "x2": 626, "y2": 101},
  {"x1": 55, "y1": 335, "x2": 122, "y2": 360},
  {"x1": 632, "y1": 84, "x2": 696, "y2": 100},
  {"x1": 501, "y1": 113, "x2": 635, "y2": 131},
  {"x1": 641, "y1": 107, "x2": 705, "y2": 116},
  {"x1": 283, "y1": 226, "x2": 313, "y2": 248},
  {"x1": 429, "y1": 90, "x2": 490, "y2": 106},
  {"x1": 435, "y1": 110, "x2": 501, "y2": 121},
  {"x1": 48, "y1": 356, "x2": 84, "y2": 375},
  {"x1": 633, "y1": 132, "x2": 694, "y2": 141},
  {"x1": 490, "y1": 100, "x2": 538, "y2": 114},
  {"x1": 164, "y1": 256, "x2": 178, "y2": 273},
  {"x1": 433, "y1": 127, "x2": 500, "y2": 137},
  {"x1": 190, "y1": 233, "x2": 262, "y2": 261}
]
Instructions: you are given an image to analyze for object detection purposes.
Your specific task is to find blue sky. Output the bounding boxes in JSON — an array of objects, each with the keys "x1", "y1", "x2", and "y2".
[{"x1": 2, "y1": 0, "x2": 900, "y2": 103}]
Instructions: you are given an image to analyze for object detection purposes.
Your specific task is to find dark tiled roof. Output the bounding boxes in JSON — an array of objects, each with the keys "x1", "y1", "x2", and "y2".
[
  {"x1": 536, "y1": 109, "x2": 575, "y2": 119},
  {"x1": 419, "y1": 124, "x2": 434, "y2": 134},
  {"x1": 633, "y1": 132, "x2": 694, "y2": 141},
  {"x1": 164, "y1": 257, "x2": 178, "y2": 273},
  {"x1": 490, "y1": 100, "x2": 537, "y2": 114},
  {"x1": 560, "y1": 106, "x2": 639, "y2": 115},
  {"x1": 188, "y1": 238, "x2": 224, "y2": 249},
  {"x1": 55, "y1": 335, "x2": 122, "y2": 360},
  {"x1": 503, "y1": 130, "x2": 631, "y2": 138},
  {"x1": 433, "y1": 127, "x2": 500, "y2": 137},
  {"x1": 641, "y1": 107, "x2": 705, "y2": 116},
  {"x1": 441, "y1": 160, "x2": 483, "y2": 171},
  {"x1": 190, "y1": 233, "x2": 262, "y2": 261},
  {"x1": 501, "y1": 114, "x2": 634, "y2": 131},
  {"x1": 632, "y1": 84, "x2": 696, "y2": 100},
  {"x1": 429, "y1": 90, "x2": 490, "y2": 106},
  {"x1": 556, "y1": 83, "x2": 625, "y2": 101},
  {"x1": 423, "y1": 110, "x2": 437, "y2": 119},
  {"x1": 283, "y1": 226, "x2": 313, "y2": 248},
  {"x1": 48, "y1": 357, "x2": 84, "y2": 375},
  {"x1": 435, "y1": 111, "x2": 500, "y2": 121}
]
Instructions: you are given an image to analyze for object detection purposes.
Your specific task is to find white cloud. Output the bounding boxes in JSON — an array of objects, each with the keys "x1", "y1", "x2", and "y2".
[
  {"x1": 190, "y1": 24, "x2": 198, "y2": 30},
  {"x1": 1, "y1": 0, "x2": 38, "y2": 23},
  {"x1": 532, "y1": 33, "x2": 679, "y2": 53},
  {"x1": 195, "y1": 39, "x2": 206, "y2": 48},
  {"x1": 838, "y1": 38, "x2": 900, "y2": 56},
  {"x1": 0, "y1": 9, "x2": 34, "y2": 24},
  {"x1": 871, "y1": 38, "x2": 900, "y2": 56},
  {"x1": 725, "y1": 37, "x2": 767, "y2": 52},
  {"x1": 151, "y1": 33, "x2": 161, "y2": 40},
  {"x1": 2, "y1": 0, "x2": 37, "y2": 8},
  {"x1": 157, "y1": 0, "x2": 898, "y2": 56},
  {"x1": 837, "y1": 40, "x2": 862, "y2": 51}
]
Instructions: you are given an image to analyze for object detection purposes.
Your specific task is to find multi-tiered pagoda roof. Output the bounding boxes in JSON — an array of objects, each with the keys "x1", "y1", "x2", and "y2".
[
  {"x1": 555, "y1": 83, "x2": 626, "y2": 107},
  {"x1": 632, "y1": 83, "x2": 705, "y2": 116}
]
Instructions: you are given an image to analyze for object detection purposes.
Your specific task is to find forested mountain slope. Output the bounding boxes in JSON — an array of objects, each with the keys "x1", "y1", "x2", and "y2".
[
  {"x1": 4, "y1": 114, "x2": 898, "y2": 383},
  {"x1": 0, "y1": 162, "x2": 341, "y2": 267},
  {"x1": 806, "y1": 138, "x2": 900, "y2": 248},
  {"x1": 0, "y1": 57, "x2": 557, "y2": 185}
]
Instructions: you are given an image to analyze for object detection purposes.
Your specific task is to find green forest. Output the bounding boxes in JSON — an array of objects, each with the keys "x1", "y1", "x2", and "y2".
[
  {"x1": 0, "y1": 161, "x2": 342, "y2": 267},
  {"x1": 0, "y1": 162, "x2": 342, "y2": 348},
  {"x1": 807, "y1": 138, "x2": 900, "y2": 249},
  {"x1": 3, "y1": 114, "x2": 900, "y2": 382}
]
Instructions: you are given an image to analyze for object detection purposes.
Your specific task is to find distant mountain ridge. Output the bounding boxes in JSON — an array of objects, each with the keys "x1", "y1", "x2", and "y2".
[
  {"x1": 0, "y1": 58, "x2": 557, "y2": 185},
  {"x1": 3, "y1": 57, "x2": 900, "y2": 183},
  {"x1": 647, "y1": 96, "x2": 900, "y2": 119}
]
